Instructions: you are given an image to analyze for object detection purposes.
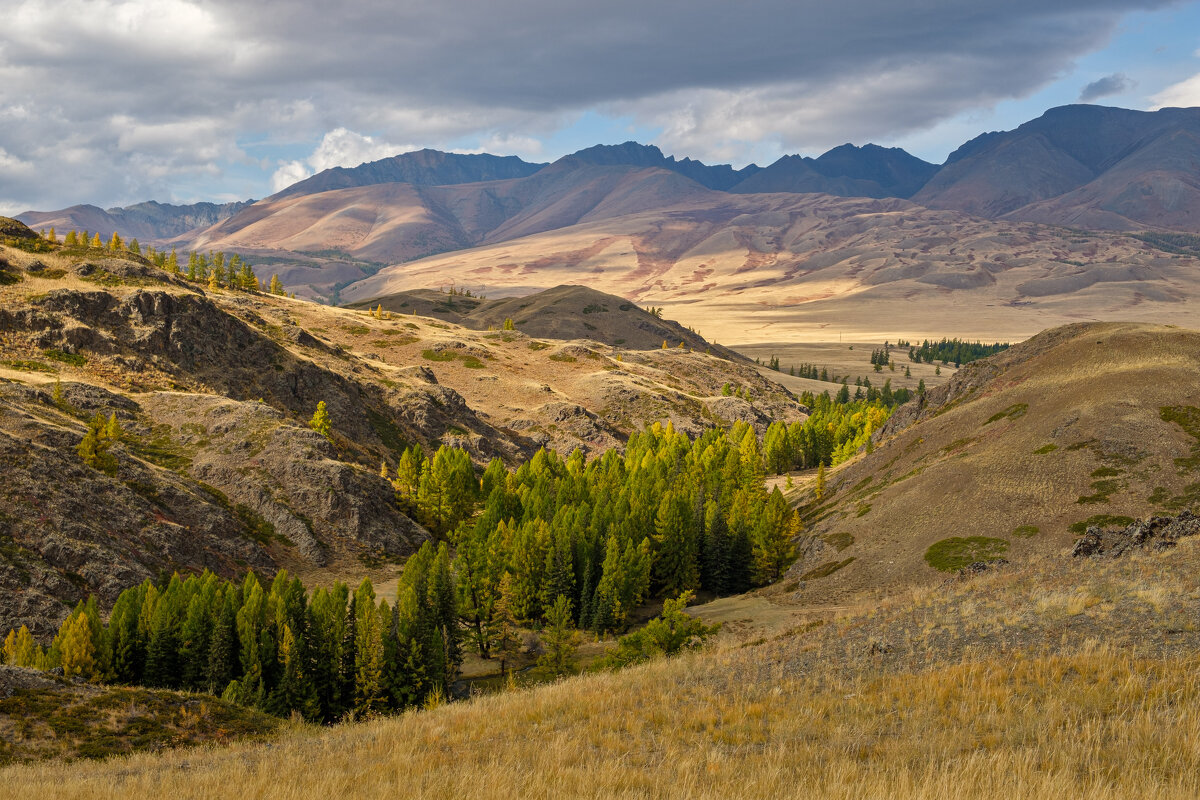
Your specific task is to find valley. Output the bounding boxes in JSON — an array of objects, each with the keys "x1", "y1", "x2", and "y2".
[{"x1": 4, "y1": 95, "x2": 1200, "y2": 800}]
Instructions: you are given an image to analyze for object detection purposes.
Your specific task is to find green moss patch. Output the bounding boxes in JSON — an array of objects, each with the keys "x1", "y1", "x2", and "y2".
[
  {"x1": 1032, "y1": 443, "x2": 1058, "y2": 455},
  {"x1": 1012, "y1": 525, "x2": 1039, "y2": 538},
  {"x1": 924, "y1": 536, "x2": 1009, "y2": 572},
  {"x1": 549, "y1": 353, "x2": 577, "y2": 363},
  {"x1": 1, "y1": 359, "x2": 55, "y2": 373},
  {"x1": 1161, "y1": 406, "x2": 1200, "y2": 473},
  {"x1": 1068, "y1": 515, "x2": 1135, "y2": 535},
  {"x1": 421, "y1": 349, "x2": 458, "y2": 362},
  {"x1": 822, "y1": 532, "x2": 855, "y2": 552},
  {"x1": 984, "y1": 403, "x2": 1028, "y2": 425},
  {"x1": 800, "y1": 557, "x2": 856, "y2": 581}
]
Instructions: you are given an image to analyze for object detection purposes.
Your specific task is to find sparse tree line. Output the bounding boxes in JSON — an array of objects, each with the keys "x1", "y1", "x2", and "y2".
[
  {"x1": 907, "y1": 338, "x2": 1009, "y2": 367},
  {"x1": 37, "y1": 228, "x2": 288, "y2": 297},
  {"x1": 761, "y1": 392, "x2": 897, "y2": 473}
]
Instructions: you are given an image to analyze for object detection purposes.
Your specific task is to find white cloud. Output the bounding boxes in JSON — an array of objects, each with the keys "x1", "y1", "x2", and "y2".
[
  {"x1": 0, "y1": 0, "x2": 1179, "y2": 210},
  {"x1": 1150, "y1": 72, "x2": 1200, "y2": 108},
  {"x1": 270, "y1": 128, "x2": 417, "y2": 192}
]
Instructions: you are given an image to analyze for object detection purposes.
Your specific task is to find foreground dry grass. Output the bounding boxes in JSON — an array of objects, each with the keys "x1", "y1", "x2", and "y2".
[{"x1": 7, "y1": 540, "x2": 1199, "y2": 800}]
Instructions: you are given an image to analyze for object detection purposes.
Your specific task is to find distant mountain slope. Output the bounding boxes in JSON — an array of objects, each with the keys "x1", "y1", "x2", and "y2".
[
  {"x1": 339, "y1": 192, "x2": 1200, "y2": 345},
  {"x1": 731, "y1": 144, "x2": 937, "y2": 198},
  {"x1": 186, "y1": 162, "x2": 718, "y2": 267},
  {"x1": 913, "y1": 105, "x2": 1200, "y2": 230},
  {"x1": 269, "y1": 149, "x2": 547, "y2": 200},
  {"x1": 17, "y1": 200, "x2": 253, "y2": 242}
]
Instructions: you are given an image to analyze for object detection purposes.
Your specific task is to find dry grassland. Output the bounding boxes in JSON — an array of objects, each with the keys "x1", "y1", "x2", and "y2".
[{"x1": 5, "y1": 535, "x2": 1198, "y2": 800}]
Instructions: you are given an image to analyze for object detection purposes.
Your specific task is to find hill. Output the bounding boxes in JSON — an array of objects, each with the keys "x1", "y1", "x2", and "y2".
[
  {"x1": 0, "y1": 223, "x2": 803, "y2": 635},
  {"x1": 346, "y1": 284, "x2": 746, "y2": 358},
  {"x1": 16, "y1": 200, "x2": 253, "y2": 243},
  {"x1": 780, "y1": 320, "x2": 1200, "y2": 602},
  {"x1": 914, "y1": 105, "x2": 1200, "y2": 231}
]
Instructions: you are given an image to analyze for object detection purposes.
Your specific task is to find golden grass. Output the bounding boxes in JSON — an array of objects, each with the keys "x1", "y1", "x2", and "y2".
[
  {"x1": 4, "y1": 645, "x2": 1197, "y2": 799},
  {"x1": 7, "y1": 539, "x2": 1200, "y2": 799}
]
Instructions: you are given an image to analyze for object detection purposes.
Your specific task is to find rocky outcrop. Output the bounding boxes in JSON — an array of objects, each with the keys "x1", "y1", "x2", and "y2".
[
  {"x1": 1072, "y1": 511, "x2": 1200, "y2": 558},
  {"x1": 0, "y1": 384, "x2": 274, "y2": 638}
]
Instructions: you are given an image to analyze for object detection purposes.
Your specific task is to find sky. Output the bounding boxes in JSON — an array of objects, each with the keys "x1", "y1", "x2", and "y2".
[{"x1": 2, "y1": 0, "x2": 1200, "y2": 215}]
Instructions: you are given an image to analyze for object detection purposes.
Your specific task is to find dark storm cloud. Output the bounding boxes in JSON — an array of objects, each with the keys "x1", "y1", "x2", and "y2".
[
  {"x1": 1079, "y1": 73, "x2": 1137, "y2": 102},
  {"x1": 0, "y1": 0, "x2": 1174, "y2": 211}
]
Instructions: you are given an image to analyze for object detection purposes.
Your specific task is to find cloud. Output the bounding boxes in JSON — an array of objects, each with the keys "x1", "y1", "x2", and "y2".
[
  {"x1": 1151, "y1": 72, "x2": 1200, "y2": 109},
  {"x1": 270, "y1": 128, "x2": 418, "y2": 191},
  {"x1": 0, "y1": 0, "x2": 1177, "y2": 210},
  {"x1": 1078, "y1": 73, "x2": 1136, "y2": 102}
]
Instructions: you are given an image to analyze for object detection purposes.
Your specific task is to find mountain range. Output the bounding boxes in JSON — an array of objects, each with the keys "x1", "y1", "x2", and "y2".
[{"x1": 15, "y1": 104, "x2": 1200, "y2": 341}]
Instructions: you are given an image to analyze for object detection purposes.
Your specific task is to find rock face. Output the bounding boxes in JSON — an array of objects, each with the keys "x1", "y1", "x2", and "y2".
[
  {"x1": 1072, "y1": 511, "x2": 1200, "y2": 558},
  {"x1": 0, "y1": 383, "x2": 275, "y2": 638}
]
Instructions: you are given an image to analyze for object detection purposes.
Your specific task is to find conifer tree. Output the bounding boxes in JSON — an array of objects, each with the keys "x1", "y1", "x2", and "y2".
[
  {"x1": 491, "y1": 572, "x2": 520, "y2": 676},
  {"x1": 269, "y1": 274, "x2": 283, "y2": 295},
  {"x1": 129, "y1": 238, "x2": 140, "y2": 255},
  {"x1": 309, "y1": 401, "x2": 332, "y2": 440},
  {"x1": 653, "y1": 492, "x2": 699, "y2": 596},
  {"x1": 47, "y1": 226, "x2": 57, "y2": 243},
  {"x1": 353, "y1": 579, "x2": 384, "y2": 715},
  {"x1": 816, "y1": 462, "x2": 826, "y2": 501},
  {"x1": 207, "y1": 589, "x2": 239, "y2": 694},
  {"x1": 538, "y1": 595, "x2": 579, "y2": 678},
  {"x1": 58, "y1": 614, "x2": 96, "y2": 680},
  {"x1": 90, "y1": 232, "x2": 102, "y2": 248},
  {"x1": 64, "y1": 230, "x2": 78, "y2": 246}
]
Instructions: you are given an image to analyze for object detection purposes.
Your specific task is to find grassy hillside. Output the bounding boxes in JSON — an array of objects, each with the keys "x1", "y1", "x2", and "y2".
[
  {"x1": 4, "y1": 529, "x2": 1197, "y2": 798},
  {"x1": 779, "y1": 321, "x2": 1200, "y2": 603},
  {"x1": 0, "y1": 667, "x2": 278, "y2": 765}
]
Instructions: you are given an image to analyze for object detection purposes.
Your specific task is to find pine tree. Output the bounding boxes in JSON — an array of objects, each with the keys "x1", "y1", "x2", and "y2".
[
  {"x1": 503, "y1": 317, "x2": 515, "y2": 330},
  {"x1": 269, "y1": 274, "x2": 283, "y2": 295},
  {"x1": 129, "y1": 238, "x2": 141, "y2": 255},
  {"x1": 753, "y1": 490, "x2": 797, "y2": 585},
  {"x1": 90, "y1": 232, "x2": 102, "y2": 248},
  {"x1": 309, "y1": 401, "x2": 332, "y2": 440},
  {"x1": 108, "y1": 232, "x2": 122, "y2": 251},
  {"x1": 64, "y1": 230, "x2": 78, "y2": 246},
  {"x1": 538, "y1": 595, "x2": 579, "y2": 678},
  {"x1": 816, "y1": 462, "x2": 826, "y2": 501}
]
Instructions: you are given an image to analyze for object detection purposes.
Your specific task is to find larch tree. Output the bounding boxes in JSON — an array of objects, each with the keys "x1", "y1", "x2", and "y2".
[{"x1": 309, "y1": 401, "x2": 332, "y2": 440}]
